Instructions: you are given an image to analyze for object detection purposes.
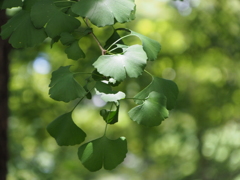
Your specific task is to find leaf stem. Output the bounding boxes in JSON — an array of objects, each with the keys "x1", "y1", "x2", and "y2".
[
  {"x1": 106, "y1": 34, "x2": 133, "y2": 52},
  {"x1": 125, "y1": 97, "x2": 146, "y2": 101},
  {"x1": 103, "y1": 102, "x2": 114, "y2": 136},
  {"x1": 71, "y1": 85, "x2": 95, "y2": 112},
  {"x1": 144, "y1": 70, "x2": 154, "y2": 79},
  {"x1": 84, "y1": 18, "x2": 107, "y2": 55}
]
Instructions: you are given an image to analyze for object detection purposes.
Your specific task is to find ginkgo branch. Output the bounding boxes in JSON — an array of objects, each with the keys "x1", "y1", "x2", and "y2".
[{"x1": 84, "y1": 18, "x2": 107, "y2": 55}]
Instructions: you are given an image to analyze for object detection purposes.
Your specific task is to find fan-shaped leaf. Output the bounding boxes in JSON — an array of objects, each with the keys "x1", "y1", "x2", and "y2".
[
  {"x1": 0, "y1": 10, "x2": 47, "y2": 48},
  {"x1": 128, "y1": 91, "x2": 169, "y2": 126},
  {"x1": 78, "y1": 136, "x2": 127, "y2": 171},
  {"x1": 71, "y1": 0, "x2": 135, "y2": 27},
  {"x1": 47, "y1": 112, "x2": 86, "y2": 146},
  {"x1": 134, "y1": 77, "x2": 179, "y2": 110},
  {"x1": 130, "y1": 30, "x2": 161, "y2": 61},
  {"x1": 93, "y1": 45, "x2": 147, "y2": 81},
  {"x1": 31, "y1": 0, "x2": 80, "y2": 38},
  {"x1": 113, "y1": 28, "x2": 161, "y2": 61},
  {"x1": 65, "y1": 41, "x2": 85, "y2": 60},
  {"x1": 49, "y1": 66, "x2": 86, "y2": 102}
]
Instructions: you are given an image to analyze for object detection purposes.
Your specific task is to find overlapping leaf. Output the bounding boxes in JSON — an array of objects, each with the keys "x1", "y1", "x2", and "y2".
[
  {"x1": 130, "y1": 30, "x2": 161, "y2": 61},
  {"x1": 49, "y1": 66, "x2": 86, "y2": 102},
  {"x1": 93, "y1": 45, "x2": 147, "y2": 81},
  {"x1": 78, "y1": 136, "x2": 127, "y2": 171},
  {"x1": 71, "y1": 0, "x2": 135, "y2": 27},
  {"x1": 134, "y1": 77, "x2": 179, "y2": 110},
  {"x1": 128, "y1": 92, "x2": 169, "y2": 126},
  {"x1": 47, "y1": 112, "x2": 86, "y2": 146},
  {"x1": 0, "y1": 10, "x2": 47, "y2": 48},
  {"x1": 31, "y1": 0, "x2": 80, "y2": 38},
  {"x1": 100, "y1": 105, "x2": 119, "y2": 124},
  {"x1": 1, "y1": 0, "x2": 22, "y2": 9},
  {"x1": 60, "y1": 30, "x2": 91, "y2": 60},
  {"x1": 111, "y1": 28, "x2": 161, "y2": 61}
]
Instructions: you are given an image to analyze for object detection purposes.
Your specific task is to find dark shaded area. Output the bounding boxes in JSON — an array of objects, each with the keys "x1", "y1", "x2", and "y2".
[{"x1": 0, "y1": 10, "x2": 11, "y2": 180}]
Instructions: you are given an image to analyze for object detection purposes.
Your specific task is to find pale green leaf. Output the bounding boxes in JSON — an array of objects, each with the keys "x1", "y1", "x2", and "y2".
[
  {"x1": 49, "y1": 66, "x2": 86, "y2": 102},
  {"x1": 134, "y1": 77, "x2": 179, "y2": 110},
  {"x1": 128, "y1": 92, "x2": 169, "y2": 126},
  {"x1": 47, "y1": 112, "x2": 86, "y2": 146},
  {"x1": 93, "y1": 45, "x2": 147, "y2": 81},
  {"x1": 78, "y1": 136, "x2": 127, "y2": 171},
  {"x1": 71, "y1": 0, "x2": 135, "y2": 27}
]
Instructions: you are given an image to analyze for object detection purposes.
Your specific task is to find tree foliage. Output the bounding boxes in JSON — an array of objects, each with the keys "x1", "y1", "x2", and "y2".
[{"x1": 1, "y1": 0, "x2": 179, "y2": 171}]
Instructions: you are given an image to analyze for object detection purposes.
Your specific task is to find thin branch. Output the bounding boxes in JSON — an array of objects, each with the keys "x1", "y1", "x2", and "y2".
[{"x1": 84, "y1": 18, "x2": 107, "y2": 55}]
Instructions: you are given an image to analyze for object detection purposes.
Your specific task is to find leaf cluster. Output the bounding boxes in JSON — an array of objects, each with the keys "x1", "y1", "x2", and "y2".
[{"x1": 1, "y1": 0, "x2": 179, "y2": 171}]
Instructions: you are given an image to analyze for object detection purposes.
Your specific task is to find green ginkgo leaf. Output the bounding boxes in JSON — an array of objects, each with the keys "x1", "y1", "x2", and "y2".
[
  {"x1": 93, "y1": 45, "x2": 147, "y2": 81},
  {"x1": 60, "y1": 32, "x2": 89, "y2": 60},
  {"x1": 130, "y1": 30, "x2": 161, "y2": 61},
  {"x1": 0, "y1": 10, "x2": 47, "y2": 48},
  {"x1": 65, "y1": 41, "x2": 85, "y2": 60},
  {"x1": 31, "y1": 0, "x2": 80, "y2": 38},
  {"x1": 100, "y1": 105, "x2": 119, "y2": 124},
  {"x1": 1, "y1": 0, "x2": 22, "y2": 9},
  {"x1": 78, "y1": 136, "x2": 127, "y2": 171},
  {"x1": 113, "y1": 28, "x2": 161, "y2": 61},
  {"x1": 134, "y1": 77, "x2": 179, "y2": 110},
  {"x1": 128, "y1": 91, "x2": 169, "y2": 127},
  {"x1": 47, "y1": 112, "x2": 86, "y2": 146},
  {"x1": 71, "y1": 0, "x2": 135, "y2": 27},
  {"x1": 49, "y1": 66, "x2": 86, "y2": 102}
]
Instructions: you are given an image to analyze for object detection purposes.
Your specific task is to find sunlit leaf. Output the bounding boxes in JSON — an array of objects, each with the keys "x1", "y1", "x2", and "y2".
[
  {"x1": 31, "y1": 0, "x2": 80, "y2": 38},
  {"x1": 93, "y1": 45, "x2": 147, "y2": 81},
  {"x1": 134, "y1": 77, "x2": 179, "y2": 110},
  {"x1": 49, "y1": 66, "x2": 86, "y2": 102},
  {"x1": 0, "y1": 10, "x2": 47, "y2": 48},
  {"x1": 1, "y1": 0, "x2": 22, "y2": 9},
  {"x1": 78, "y1": 136, "x2": 127, "y2": 171},
  {"x1": 71, "y1": 0, "x2": 135, "y2": 27},
  {"x1": 100, "y1": 105, "x2": 119, "y2": 124},
  {"x1": 47, "y1": 112, "x2": 86, "y2": 146},
  {"x1": 128, "y1": 91, "x2": 169, "y2": 126}
]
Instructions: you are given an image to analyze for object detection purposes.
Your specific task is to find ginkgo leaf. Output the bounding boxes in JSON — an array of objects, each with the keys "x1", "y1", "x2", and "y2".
[
  {"x1": 129, "y1": 30, "x2": 161, "y2": 61},
  {"x1": 100, "y1": 105, "x2": 119, "y2": 124},
  {"x1": 0, "y1": 10, "x2": 47, "y2": 48},
  {"x1": 134, "y1": 77, "x2": 179, "y2": 110},
  {"x1": 60, "y1": 30, "x2": 91, "y2": 60},
  {"x1": 47, "y1": 112, "x2": 86, "y2": 146},
  {"x1": 71, "y1": 0, "x2": 135, "y2": 27},
  {"x1": 128, "y1": 92, "x2": 169, "y2": 127},
  {"x1": 49, "y1": 66, "x2": 86, "y2": 102},
  {"x1": 114, "y1": 28, "x2": 161, "y2": 61},
  {"x1": 65, "y1": 41, "x2": 85, "y2": 60},
  {"x1": 1, "y1": 0, "x2": 22, "y2": 9},
  {"x1": 78, "y1": 136, "x2": 127, "y2": 171},
  {"x1": 93, "y1": 45, "x2": 147, "y2": 81},
  {"x1": 31, "y1": 0, "x2": 80, "y2": 38}
]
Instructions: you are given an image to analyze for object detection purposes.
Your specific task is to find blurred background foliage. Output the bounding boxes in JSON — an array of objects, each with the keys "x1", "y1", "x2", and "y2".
[{"x1": 6, "y1": 0, "x2": 240, "y2": 179}]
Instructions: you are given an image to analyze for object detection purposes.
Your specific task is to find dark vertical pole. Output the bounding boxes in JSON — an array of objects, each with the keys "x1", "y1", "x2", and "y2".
[{"x1": 0, "y1": 10, "x2": 11, "y2": 180}]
